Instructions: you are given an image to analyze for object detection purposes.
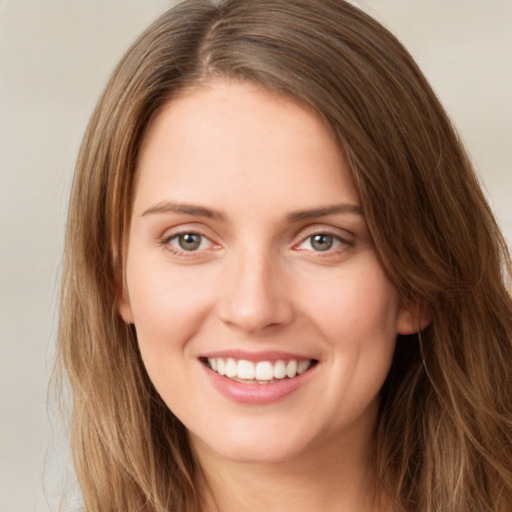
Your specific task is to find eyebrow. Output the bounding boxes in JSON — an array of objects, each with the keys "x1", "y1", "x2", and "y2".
[
  {"x1": 142, "y1": 200, "x2": 224, "y2": 219},
  {"x1": 286, "y1": 204, "x2": 363, "y2": 222},
  {"x1": 141, "y1": 200, "x2": 363, "y2": 222}
]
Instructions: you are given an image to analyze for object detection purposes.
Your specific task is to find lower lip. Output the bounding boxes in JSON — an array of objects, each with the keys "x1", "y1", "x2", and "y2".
[{"x1": 202, "y1": 362, "x2": 315, "y2": 405}]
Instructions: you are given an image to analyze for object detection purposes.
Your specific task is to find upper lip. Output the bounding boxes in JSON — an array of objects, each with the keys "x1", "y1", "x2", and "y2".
[{"x1": 199, "y1": 349, "x2": 317, "y2": 362}]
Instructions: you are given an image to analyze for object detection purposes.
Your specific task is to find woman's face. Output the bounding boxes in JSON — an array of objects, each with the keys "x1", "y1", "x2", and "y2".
[{"x1": 119, "y1": 80, "x2": 416, "y2": 465}]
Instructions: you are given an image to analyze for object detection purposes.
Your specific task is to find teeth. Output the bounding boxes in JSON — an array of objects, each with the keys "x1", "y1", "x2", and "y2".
[
  {"x1": 237, "y1": 359, "x2": 255, "y2": 380},
  {"x1": 286, "y1": 360, "x2": 297, "y2": 378},
  {"x1": 207, "y1": 357, "x2": 313, "y2": 382},
  {"x1": 255, "y1": 361, "x2": 273, "y2": 380},
  {"x1": 297, "y1": 360, "x2": 310, "y2": 374},
  {"x1": 273, "y1": 360, "x2": 286, "y2": 379},
  {"x1": 226, "y1": 358, "x2": 237, "y2": 378}
]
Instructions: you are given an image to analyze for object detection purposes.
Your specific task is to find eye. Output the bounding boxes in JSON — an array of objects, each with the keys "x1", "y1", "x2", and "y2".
[
  {"x1": 310, "y1": 234, "x2": 337, "y2": 251},
  {"x1": 166, "y1": 232, "x2": 213, "y2": 252},
  {"x1": 297, "y1": 233, "x2": 344, "y2": 252}
]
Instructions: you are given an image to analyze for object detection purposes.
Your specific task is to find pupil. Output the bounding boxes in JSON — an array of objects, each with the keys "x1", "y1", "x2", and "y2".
[
  {"x1": 311, "y1": 234, "x2": 333, "y2": 251},
  {"x1": 179, "y1": 233, "x2": 201, "y2": 251}
]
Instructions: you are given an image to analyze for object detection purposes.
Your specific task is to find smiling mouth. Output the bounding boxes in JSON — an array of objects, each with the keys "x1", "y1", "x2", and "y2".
[{"x1": 201, "y1": 357, "x2": 318, "y2": 384}]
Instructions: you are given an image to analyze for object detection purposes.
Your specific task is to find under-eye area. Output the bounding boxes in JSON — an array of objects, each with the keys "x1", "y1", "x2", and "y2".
[{"x1": 200, "y1": 357, "x2": 319, "y2": 384}]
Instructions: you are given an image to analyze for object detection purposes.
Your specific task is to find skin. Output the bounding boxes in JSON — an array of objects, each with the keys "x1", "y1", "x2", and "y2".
[{"x1": 119, "y1": 80, "x2": 420, "y2": 511}]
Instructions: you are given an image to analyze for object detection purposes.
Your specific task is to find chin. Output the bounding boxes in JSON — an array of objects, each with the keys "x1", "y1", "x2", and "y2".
[
  {"x1": 189, "y1": 417, "x2": 330, "y2": 467},
  {"x1": 209, "y1": 442, "x2": 306, "y2": 466}
]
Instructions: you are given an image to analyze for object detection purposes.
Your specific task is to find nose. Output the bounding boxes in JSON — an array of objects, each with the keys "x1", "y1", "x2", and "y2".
[{"x1": 216, "y1": 249, "x2": 294, "y2": 335}]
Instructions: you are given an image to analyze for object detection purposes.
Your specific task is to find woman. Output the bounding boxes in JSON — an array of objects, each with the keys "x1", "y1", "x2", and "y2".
[{"x1": 57, "y1": 0, "x2": 512, "y2": 510}]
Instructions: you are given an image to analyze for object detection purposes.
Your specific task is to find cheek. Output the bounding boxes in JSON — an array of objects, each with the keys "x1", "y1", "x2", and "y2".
[
  {"x1": 126, "y1": 250, "x2": 212, "y2": 325},
  {"x1": 301, "y1": 257, "x2": 401, "y2": 344},
  {"x1": 298, "y1": 260, "x2": 400, "y2": 426},
  {"x1": 124, "y1": 257, "x2": 215, "y2": 375}
]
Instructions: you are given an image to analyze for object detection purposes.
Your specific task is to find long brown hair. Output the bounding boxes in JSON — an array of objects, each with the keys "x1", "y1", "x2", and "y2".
[{"x1": 57, "y1": 0, "x2": 512, "y2": 510}]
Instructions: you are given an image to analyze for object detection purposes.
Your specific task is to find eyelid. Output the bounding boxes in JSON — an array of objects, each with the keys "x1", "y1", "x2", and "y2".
[
  {"x1": 159, "y1": 222, "x2": 218, "y2": 242},
  {"x1": 297, "y1": 234, "x2": 342, "y2": 251},
  {"x1": 293, "y1": 224, "x2": 355, "y2": 247},
  {"x1": 159, "y1": 223, "x2": 222, "y2": 257},
  {"x1": 164, "y1": 232, "x2": 213, "y2": 249}
]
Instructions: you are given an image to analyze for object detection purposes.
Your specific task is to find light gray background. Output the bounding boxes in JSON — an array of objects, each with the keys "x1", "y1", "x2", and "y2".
[{"x1": 1, "y1": 1, "x2": 510, "y2": 510}]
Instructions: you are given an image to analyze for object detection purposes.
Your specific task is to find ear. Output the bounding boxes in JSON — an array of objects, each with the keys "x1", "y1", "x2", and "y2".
[
  {"x1": 114, "y1": 262, "x2": 135, "y2": 324},
  {"x1": 396, "y1": 300, "x2": 431, "y2": 335},
  {"x1": 112, "y1": 243, "x2": 135, "y2": 324},
  {"x1": 118, "y1": 287, "x2": 135, "y2": 324}
]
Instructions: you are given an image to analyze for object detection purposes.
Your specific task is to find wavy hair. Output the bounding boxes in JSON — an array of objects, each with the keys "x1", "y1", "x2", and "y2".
[{"x1": 57, "y1": 0, "x2": 512, "y2": 510}]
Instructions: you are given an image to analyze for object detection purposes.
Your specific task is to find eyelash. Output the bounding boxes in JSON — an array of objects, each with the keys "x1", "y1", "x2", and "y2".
[
  {"x1": 161, "y1": 231, "x2": 216, "y2": 258},
  {"x1": 295, "y1": 232, "x2": 352, "y2": 254},
  {"x1": 160, "y1": 228, "x2": 353, "y2": 258}
]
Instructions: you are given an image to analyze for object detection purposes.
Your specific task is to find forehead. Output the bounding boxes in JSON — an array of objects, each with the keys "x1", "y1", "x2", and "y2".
[{"x1": 133, "y1": 79, "x2": 359, "y2": 216}]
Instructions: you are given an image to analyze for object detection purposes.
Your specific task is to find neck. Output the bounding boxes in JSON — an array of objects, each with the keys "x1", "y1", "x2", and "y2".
[{"x1": 192, "y1": 429, "x2": 388, "y2": 512}]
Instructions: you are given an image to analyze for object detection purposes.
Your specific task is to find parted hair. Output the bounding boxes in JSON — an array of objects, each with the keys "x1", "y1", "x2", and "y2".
[{"x1": 57, "y1": 0, "x2": 512, "y2": 510}]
